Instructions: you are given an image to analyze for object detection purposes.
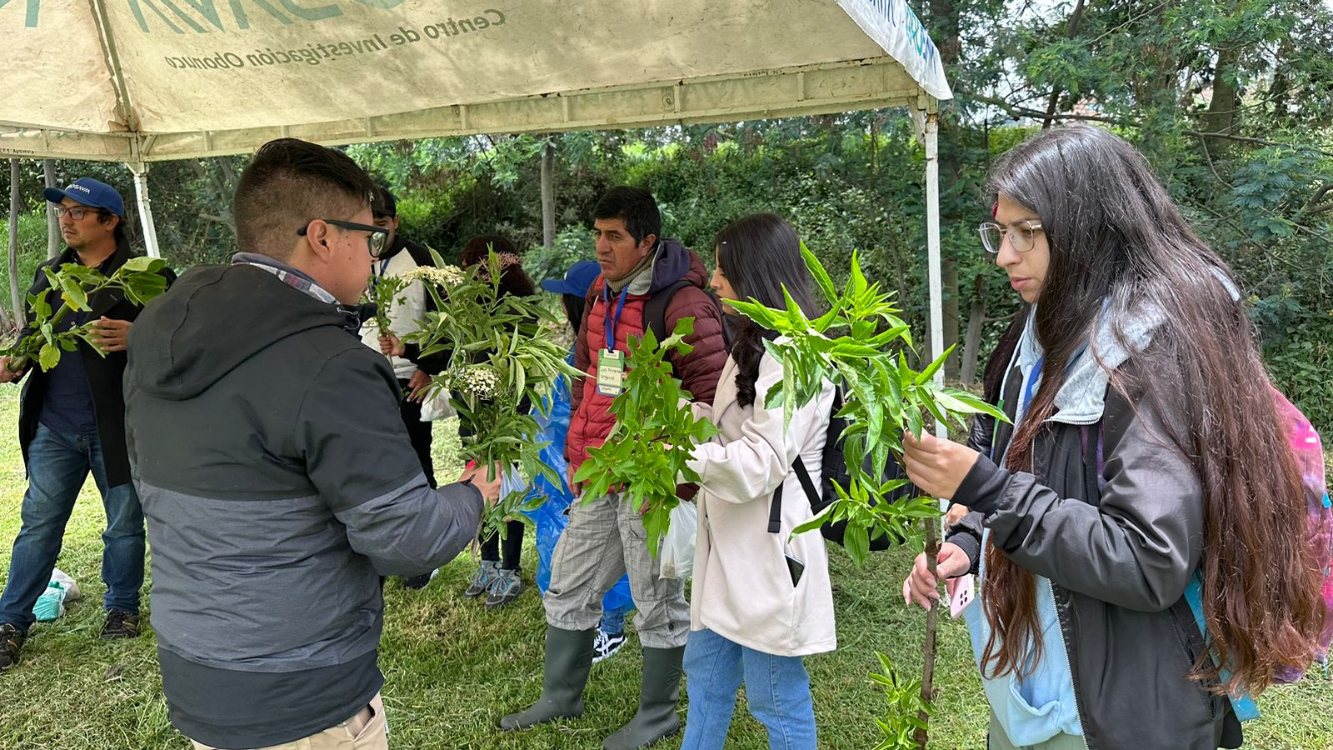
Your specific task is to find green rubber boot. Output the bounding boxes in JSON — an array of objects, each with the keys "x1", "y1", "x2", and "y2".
[
  {"x1": 499, "y1": 625, "x2": 595, "y2": 730},
  {"x1": 601, "y1": 645, "x2": 684, "y2": 750}
]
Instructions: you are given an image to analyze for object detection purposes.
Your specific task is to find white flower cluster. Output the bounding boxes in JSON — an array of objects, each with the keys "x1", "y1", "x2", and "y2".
[
  {"x1": 456, "y1": 366, "x2": 500, "y2": 400},
  {"x1": 402, "y1": 265, "x2": 466, "y2": 288}
]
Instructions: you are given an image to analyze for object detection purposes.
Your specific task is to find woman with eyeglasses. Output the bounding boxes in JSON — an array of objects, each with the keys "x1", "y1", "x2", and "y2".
[{"x1": 900, "y1": 125, "x2": 1325, "y2": 749}]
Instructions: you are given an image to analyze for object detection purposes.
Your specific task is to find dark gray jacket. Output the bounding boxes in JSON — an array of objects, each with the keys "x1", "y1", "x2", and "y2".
[
  {"x1": 124, "y1": 263, "x2": 483, "y2": 749},
  {"x1": 950, "y1": 356, "x2": 1241, "y2": 750}
]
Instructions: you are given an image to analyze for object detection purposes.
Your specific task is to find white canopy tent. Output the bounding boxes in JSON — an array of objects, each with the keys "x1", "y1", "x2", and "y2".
[{"x1": 2, "y1": 0, "x2": 952, "y2": 385}]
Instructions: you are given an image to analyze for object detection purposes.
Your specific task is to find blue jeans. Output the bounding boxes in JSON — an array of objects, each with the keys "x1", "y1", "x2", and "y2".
[
  {"x1": 680, "y1": 628, "x2": 817, "y2": 750},
  {"x1": 601, "y1": 605, "x2": 632, "y2": 636},
  {"x1": 0, "y1": 424, "x2": 145, "y2": 634}
]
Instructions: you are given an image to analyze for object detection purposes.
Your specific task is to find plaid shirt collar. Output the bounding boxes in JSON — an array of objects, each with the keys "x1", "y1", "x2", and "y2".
[{"x1": 231, "y1": 252, "x2": 338, "y2": 305}]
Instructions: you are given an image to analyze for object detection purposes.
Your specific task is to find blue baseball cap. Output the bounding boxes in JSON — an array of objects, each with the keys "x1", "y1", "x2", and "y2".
[
  {"x1": 44, "y1": 178, "x2": 125, "y2": 218},
  {"x1": 541, "y1": 259, "x2": 602, "y2": 297}
]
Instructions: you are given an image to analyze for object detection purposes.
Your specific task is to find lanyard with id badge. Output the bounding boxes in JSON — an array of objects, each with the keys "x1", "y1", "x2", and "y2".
[{"x1": 597, "y1": 287, "x2": 631, "y2": 397}]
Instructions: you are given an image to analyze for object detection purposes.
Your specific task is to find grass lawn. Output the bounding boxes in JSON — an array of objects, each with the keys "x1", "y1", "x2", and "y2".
[{"x1": 0, "y1": 387, "x2": 1331, "y2": 749}]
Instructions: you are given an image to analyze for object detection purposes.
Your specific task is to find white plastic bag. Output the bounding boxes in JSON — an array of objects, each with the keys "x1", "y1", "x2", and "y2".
[
  {"x1": 50, "y1": 567, "x2": 80, "y2": 601},
  {"x1": 658, "y1": 501, "x2": 698, "y2": 580},
  {"x1": 419, "y1": 389, "x2": 455, "y2": 421}
]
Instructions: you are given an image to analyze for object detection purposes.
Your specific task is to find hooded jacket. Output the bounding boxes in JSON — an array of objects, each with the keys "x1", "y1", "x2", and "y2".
[
  {"x1": 123, "y1": 263, "x2": 483, "y2": 749},
  {"x1": 566, "y1": 239, "x2": 727, "y2": 470},
  {"x1": 948, "y1": 307, "x2": 1241, "y2": 750}
]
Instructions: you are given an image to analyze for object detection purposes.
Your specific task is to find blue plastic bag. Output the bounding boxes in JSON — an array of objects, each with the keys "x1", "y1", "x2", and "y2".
[{"x1": 520, "y1": 364, "x2": 635, "y2": 619}]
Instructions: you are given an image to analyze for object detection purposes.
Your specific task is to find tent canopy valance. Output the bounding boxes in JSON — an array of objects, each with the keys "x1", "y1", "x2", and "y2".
[{"x1": 1, "y1": 0, "x2": 951, "y2": 162}]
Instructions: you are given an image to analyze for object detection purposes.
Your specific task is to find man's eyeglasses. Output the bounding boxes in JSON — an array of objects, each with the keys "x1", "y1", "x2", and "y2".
[
  {"x1": 978, "y1": 221, "x2": 1044, "y2": 254},
  {"x1": 53, "y1": 205, "x2": 96, "y2": 221},
  {"x1": 298, "y1": 219, "x2": 391, "y2": 258}
]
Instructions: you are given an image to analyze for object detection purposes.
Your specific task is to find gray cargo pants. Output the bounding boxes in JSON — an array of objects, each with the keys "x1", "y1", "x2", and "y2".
[{"x1": 544, "y1": 491, "x2": 689, "y2": 649}]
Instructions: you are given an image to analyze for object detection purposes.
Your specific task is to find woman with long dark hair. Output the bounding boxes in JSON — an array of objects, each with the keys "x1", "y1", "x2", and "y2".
[
  {"x1": 679, "y1": 213, "x2": 834, "y2": 750},
  {"x1": 901, "y1": 125, "x2": 1325, "y2": 749}
]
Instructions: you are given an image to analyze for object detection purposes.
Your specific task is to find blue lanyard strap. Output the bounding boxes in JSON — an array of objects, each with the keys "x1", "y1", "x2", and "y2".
[
  {"x1": 603, "y1": 286, "x2": 630, "y2": 352},
  {"x1": 1021, "y1": 357, "x2": 1044, "y2": 414}
]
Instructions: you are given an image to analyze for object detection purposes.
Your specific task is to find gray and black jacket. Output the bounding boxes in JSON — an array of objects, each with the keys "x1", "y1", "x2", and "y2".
[
  {"x1": 949, "y1": 310, "x2": 1241, "y2": 750},
  {"x1": 124, "y1": 263, "x2": 483, "y2": 749}
]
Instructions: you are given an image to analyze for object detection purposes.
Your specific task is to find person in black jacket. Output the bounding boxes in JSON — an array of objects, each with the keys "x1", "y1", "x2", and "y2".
[
  {"x1": 0, "y1": 178, "x2": 175, "y2": 672},
  {"x1": 122, "y1": 139, "x2": 500, "y2": 750},
  {"x1": 900, "y1": 125, "x2": 1325, "y2": 749}
]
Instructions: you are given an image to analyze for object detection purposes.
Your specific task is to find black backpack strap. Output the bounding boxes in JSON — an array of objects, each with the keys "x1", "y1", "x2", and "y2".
[
  {"x1": 792, "y1": 457, "x2": 821, "y2": 508},
  {"x1": 643, "y1": 279, "x2": 693, "y2": 345},
  {"x1": 770, "y1": 457, "x2": 823, "y2": 535},
  {"x1": 769, "y1": 481, "x2": 783, "y2": 534}
]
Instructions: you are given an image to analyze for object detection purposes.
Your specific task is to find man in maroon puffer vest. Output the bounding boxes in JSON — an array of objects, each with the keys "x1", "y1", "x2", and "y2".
[{"x1": 501, "y1": 187, "x2": 727, "y2": 750}]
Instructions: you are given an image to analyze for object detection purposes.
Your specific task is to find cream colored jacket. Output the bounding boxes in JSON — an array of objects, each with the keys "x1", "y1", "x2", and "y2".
[{"x1": 685, "y1": 351, "x2": 836, "y2": 657}]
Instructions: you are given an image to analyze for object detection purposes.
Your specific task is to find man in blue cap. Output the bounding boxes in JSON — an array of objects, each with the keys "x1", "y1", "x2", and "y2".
[{"x1": 0, "y1": 177, "x2": 173, "y2": 672}]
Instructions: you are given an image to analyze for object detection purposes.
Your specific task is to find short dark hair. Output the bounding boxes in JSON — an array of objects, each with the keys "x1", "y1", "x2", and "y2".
[
  {"x1": 372, "y1": 183, "x2": 397, "y2": 219},
  {"x1": 592, "y1": 186, "x2": 660, "y2": 245},
  {"x1": 233, "y1": 138, "x2": 377, "y2": 260}
]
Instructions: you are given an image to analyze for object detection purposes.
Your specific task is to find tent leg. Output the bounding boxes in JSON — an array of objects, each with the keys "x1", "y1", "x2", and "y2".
[
  {"x1": 128, "y1": 163, "x2": 161, "y2": 259},
  {"x1": 924, "y1": 114, "x2": 944, "y2": 418},
  {"x1": 923, "y1": 109, "x2": 950, "y2": 523}
]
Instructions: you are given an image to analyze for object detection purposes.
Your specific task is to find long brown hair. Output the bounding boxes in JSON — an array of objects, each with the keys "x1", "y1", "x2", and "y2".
[{"x1": 979, "y1": 125, "x2": 1324, "y2": 695}]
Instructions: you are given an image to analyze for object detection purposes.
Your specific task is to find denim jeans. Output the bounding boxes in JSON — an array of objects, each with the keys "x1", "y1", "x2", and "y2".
[
  {"x1": 680, "y1": 628, "x2": 817, "y2": 750},
  {"x1": 0, "y1": 424, "x2": 145, "y2": 633},
  {"x1": 601, "y1": 605, "x2": 631, "y2": 636}
]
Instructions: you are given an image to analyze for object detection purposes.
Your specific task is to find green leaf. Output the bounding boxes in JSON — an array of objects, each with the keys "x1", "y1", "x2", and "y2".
[
  {"x1": 38, "y1": 342, "x2": 61, "y2": 371},
  {"x1": 58, "y1": 276, "x2": 89, "y2": 311},
  {"x1": 914, "y1": 344, "x2": 956, "y2": 385},
  {"x1": 800, "y1": 241, "x2": 837, "y2": 306}
]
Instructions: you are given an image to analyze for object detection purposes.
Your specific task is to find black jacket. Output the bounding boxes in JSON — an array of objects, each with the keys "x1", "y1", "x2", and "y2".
[
  {"x1": 949, "y1": 357, "x2": 1242, "y2": 749},
  {"x1": 17, "y1": 243, "x2": 174, "y2": 487}
]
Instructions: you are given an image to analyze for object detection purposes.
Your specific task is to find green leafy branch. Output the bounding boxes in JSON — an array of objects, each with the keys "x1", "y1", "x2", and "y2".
[
  {"x1": 365, "y1": 273, "x2": 409, "y2": 336},
  {"x1": 870, "y1": 651, "x2": 930, "y2": 750},
  {"x1": 725, "y1": 243, "x2": 1008, "y2": 567},
  {"x1": 2, "y1": 256, "x2": 170, "y2": 372},
  {"x1": 574, "y1": 318, "x2": 719, "y2": 558},
  {"x1": 407, "y1": 251, "x2": 583, "y2": 535}
]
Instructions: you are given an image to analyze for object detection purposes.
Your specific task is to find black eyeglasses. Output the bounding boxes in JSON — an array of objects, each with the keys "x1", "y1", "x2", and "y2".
[{"x1": 298, "y1": 219, "x2": 390, "y2": 258}]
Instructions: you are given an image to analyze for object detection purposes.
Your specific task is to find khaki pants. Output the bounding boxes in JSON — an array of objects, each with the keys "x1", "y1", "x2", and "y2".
[
  {"x1": 190, "y1": 693, "x2": 387, "y2": 750},
  {"x1": 545, "y1": 491, "x2": 689, "y2": 649}
]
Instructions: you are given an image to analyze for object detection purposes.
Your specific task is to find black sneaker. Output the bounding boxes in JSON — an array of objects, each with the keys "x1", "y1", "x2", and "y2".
[
  {"x1": 0, "y1": 623, "x2": 24, "y2": 672},
  {"x1": 100, "y1": 609, "x2": 140, "y2": 640},
  {"x1": 592, "y1": 629, "x2": 628, "y2": 664}
]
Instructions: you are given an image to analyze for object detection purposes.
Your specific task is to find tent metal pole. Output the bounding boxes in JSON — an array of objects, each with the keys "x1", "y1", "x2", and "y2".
[
  {"x1": 924, "y1": 107, "x2": 950, "y2": 523},
  {"x1": 128, "y1": 163, "x2": 161, "y2": 259},
  {"x1": 924, "y1": 113, "x2": 944, "y2": 415}
]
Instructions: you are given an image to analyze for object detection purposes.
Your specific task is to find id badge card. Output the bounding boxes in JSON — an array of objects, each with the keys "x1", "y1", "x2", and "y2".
[{"x1": 596, "y1": 348, "x2": 626, "y2": 397}]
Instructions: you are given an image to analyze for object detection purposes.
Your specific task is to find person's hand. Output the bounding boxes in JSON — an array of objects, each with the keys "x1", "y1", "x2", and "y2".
[
  {"x1": 902, "y1": 431, "x2": 980, "y2": 500},
  {"x1": 0, "y1": 356, "x2": 25, "y2": 384},
  {"x1": 566, "y1": 462, "x2": 582, "y2": 494},
  {"x1": 902, "y1": 542, "x2": 971, "y2": 610},
  {"x1": 89, "y1": 317, "x2": 131, "y2": 353},
  {"x1": 945, "y1": 503, "x2": 971, "y2": 527},
  {"x1": 379, "y1": 332, "x2": 405, "y2": 357},
  {"x1": 461, "y1": 463, "x2": 503, "y2": 506},
  {"x1": 406, "y1": 369, "x2": 431, "y2": 403}
]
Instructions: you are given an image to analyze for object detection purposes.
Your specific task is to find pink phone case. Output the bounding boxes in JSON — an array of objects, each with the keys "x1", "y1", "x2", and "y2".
[{"x1": 949, "y1": 574, "x2": 975, "y2": 618}]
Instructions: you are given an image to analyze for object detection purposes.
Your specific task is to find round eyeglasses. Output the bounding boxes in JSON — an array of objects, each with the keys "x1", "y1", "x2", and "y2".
[{"x1": 978, "y1": 221, "x2": 1043, "y2": 254}]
